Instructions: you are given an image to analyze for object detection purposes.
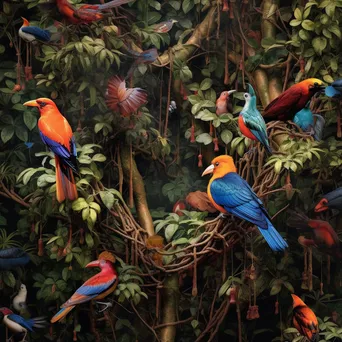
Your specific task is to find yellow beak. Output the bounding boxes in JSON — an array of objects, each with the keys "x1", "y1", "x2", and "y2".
[
  {"x1": 202, "y1": 164, "x2": 214, "y2": 177},
  {"x1": 23, "y1": 100, "x2": 39, "y2": 107}
]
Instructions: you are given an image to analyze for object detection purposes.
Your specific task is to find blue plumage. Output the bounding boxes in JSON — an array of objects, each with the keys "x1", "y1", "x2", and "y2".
[
  {"x1": 0, "y1": 248, "x2": 30, "y2": 270},
  {"x1": 293, "y1": 107, "x2": 314, "y2": 131},
  {"x1": 325, "y1": 79, "x2": 342, "y2": 98},
  {"x1": 21, "y1": 26, "x2": 51, "y2": 42},
  {"x1": 8, "y1": 314, "x2": 34, "y2": 331},
  {"x1": 210, "y1": 173, "x2": 288, "y2": 251}
]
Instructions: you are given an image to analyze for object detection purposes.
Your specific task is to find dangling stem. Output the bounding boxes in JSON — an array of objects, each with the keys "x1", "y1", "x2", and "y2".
[
  {"x1": 117, "y1": 144, "x2": 123, "y2": 194},
  {"x1": 164, "y1": 49, "x2": 173, "y2": 138},
  {"x1": 224, "y1": 27, "x2": 229, "y2": 85},
  {"x1": 129, "y1": 142, "x2": 134, "y2": 208},
  {"x1": 327, "y1": 255, "x2": 331, "y2": 285},
  {"x1": 192, "y1": 247, "x2": 198, "y2": 297},
  {"x1": 308, "y1": 247, "x2": 313, "y2": 291}
]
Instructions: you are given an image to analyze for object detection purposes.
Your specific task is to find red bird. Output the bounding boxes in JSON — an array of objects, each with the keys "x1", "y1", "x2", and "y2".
[
  {"x1": 263, "y1": 79, "x2": 325, "y2": 122},
  {"x1": 216, "y1": 90, "x2": 236, "y2": 115},
  {"x1": 106, "y1": 76, "x2": 148, "y2": 117},
  {"x1": 315, "y1": 187, "x2": 342, "y2": 212},
  {"x1": 56, "y1": 0, "x2": 133, "y2": 25},
  {"x1": 51, "y1": 251, "x2": 117, "y2": 323},
  {"x1": 291, "y1": 294, "x2": 319, "y2": 342},
  {"x1": 24, "y1": 98, "x2": 78, "y2": 203},
  {"x1": 287, "y1": 210, "x2": 341, "y2": 258}
]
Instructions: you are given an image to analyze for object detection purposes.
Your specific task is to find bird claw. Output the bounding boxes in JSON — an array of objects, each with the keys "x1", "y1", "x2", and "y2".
[
  {"x1": 218, "y1": 213, "x2": 228, "y2": 220},
  {"x1": 96, "y1": 301, "x2": 112, "y2": 312}
]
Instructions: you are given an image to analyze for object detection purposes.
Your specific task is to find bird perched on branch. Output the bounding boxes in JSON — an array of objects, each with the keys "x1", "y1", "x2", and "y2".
[
  {"x1": 106, "y1": 76, "x2": 148, "y2": 117},
  {"x1": 325, "y1": 79, "x2": 342, "y2": 98},
  {"x1": 202, "y1": 155, "x2": 288, "y2": 251},
  {"x1": 13, "y1": 284, "x2": 29, "y2": 316},
  {"x1": 239, "y1": 84, "x2": 272, "y2": 154},
  {"x1": 125, "y1": 47, "x2": 159, "y2": 78},
  {"x1": 51, "y1": 251, "x2": 118, "y2": 323},
  {"x1": 0, "y1": 307, "x2": 46, "y2": 342},
  {"x1": 56, "y1": 0, "x2": 133, "y2": 25},
  {"x1": 263, "y1": 79, "x2": 325, "y2": 122},
  {"x1": 19, "y1": 18, "x2": 51, "y2": 43},
  {"x1": 287, "y1": 210, "x2": 341, "y2": 258},
  {"x1": 216, "y1": 90, "x2": 236, "y2": 115},
  {"x1": 0, "y1": 248, "x2": 30, "y2": 270},
  {"x1": 291, "y1": 294, "x2": 319, "y2": 342},
  {"x1": 315, "y1": 187, "x2": 342, "y2": 212},
  {"x1": 24, "y1": 98, "x2": 78, "y2": 203},
  {"x1": 150, "y1": 19, "x2": 178, "y2": 33}
]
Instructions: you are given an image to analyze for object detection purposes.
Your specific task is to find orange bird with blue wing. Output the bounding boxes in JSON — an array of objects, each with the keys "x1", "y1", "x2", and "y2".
[
  {"x1": 202, "y1": 155, "x2": 288, "y2": 251},
  {"x1": 24, "y1": 98, "x2": 78, "y2": 203},
  {"x1": 51, "y1": 252, "x2": 118, "y2": 323}
]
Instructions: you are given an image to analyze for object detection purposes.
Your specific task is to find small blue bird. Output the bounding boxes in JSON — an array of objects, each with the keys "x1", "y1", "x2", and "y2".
[
  {"x1": 0, "y1": 248, "x2": 30, "y2": 270},
  {"x1": 126, "y1": 47, "x2": 159, "y2": 78},
  {"x1": 325, "y1": 79, "x2": 342, "y2": 98},
  {"x1": 19, "y1": 18, "x2": 51, "y2": 43},
  {"x1": 0, "y1": 307, "x2": 46, "y2": 341}
]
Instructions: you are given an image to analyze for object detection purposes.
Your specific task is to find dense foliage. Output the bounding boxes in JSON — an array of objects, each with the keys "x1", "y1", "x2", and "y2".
[{"x1": 0, "y1": 0, "x2": 342, "y2": 341}]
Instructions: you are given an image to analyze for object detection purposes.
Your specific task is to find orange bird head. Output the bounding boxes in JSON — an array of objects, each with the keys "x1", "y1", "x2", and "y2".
[
  {"x1": 202, "y1": 155, "x2": 237, "y2": 179},
  {"x1": 24, "y1": 98, "x2": 58, "y2": 114},
  {"x1": 300, "y1": 78, "x2": 325, "y2": 93},
  {"x1": 292, "y1": 294, "x2": 307, "y2": 308},
  {"x1": 218, "y1": 90, "x2": 236, "y2": 101},
  {"x1": 21, "y1": 17, "x2": 30, "y2": 27}
]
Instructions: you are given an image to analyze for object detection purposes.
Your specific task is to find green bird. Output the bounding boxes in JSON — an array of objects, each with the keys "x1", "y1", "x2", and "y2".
[{"x1": 238, "y1": 84, "x2": 272, "y2": 155}]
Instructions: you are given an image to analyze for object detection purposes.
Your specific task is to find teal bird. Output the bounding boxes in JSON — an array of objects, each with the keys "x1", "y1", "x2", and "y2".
[{"x1": 239, "y1": 84, "x2": 272, "y2": 154}]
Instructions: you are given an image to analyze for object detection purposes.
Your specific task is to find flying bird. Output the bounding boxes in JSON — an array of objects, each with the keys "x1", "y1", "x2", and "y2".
[
  {"x1": 23, "y1": 98, "x2": 78, "y2": 203},
  {"x1": 0, "y1": 307, "x2": 46, "y2": 342},
  {"x1": 56, "y1": 0, "x2": 134, "y2": 25},
  {"x1": 315, "y1": 187, "x2": 342, "y2": 212},
  {"x1": 105, "y1": 76, "x2": 148, "y2": 117},
  {"x1": 216, "y1": 90, "x2": 236, "y2": 115},
  {"x1": 151, "y1": 19, "x2": 178, "y2": 33},
  {"x1": 51, "y1": 251, "x2": 118, "y2": 323},
  {"x1": 291, "y1": 294, "x2": 319, "y2": 342},
  {"x1": 202, "y1": 155, "x2": 288, "y2": 251},
  {"x1": 239, "y1": 84, "x2": 272, "y2": 154},
  {"x1": 263, "y1": 79, "x2": 325, "y2": 122},
  {"x1": 13, "y1": 284, "x2": 28, "y2": 315},
  {"x1": 0, "y1": 248, "x2": 30, "y2": 270},
  {"x1": 325, "y1": 79, "x2": 342, "y2": 98},
  {"x1": 287, "y1": 210, "x2": 341, "y2": 258}
]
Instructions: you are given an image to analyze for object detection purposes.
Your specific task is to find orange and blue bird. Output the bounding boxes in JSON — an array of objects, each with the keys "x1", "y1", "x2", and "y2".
[
  {"x1": 202, "y1": 155, "x2": 288, "y2": 251},
  {"x1": 263, "y1": 79, "x2": 325, "y2": 122},
  {"x1": 51, "y1": 252, "x2": 118, "y2": 323},
  {"x1": 239, "y1": 84, "x2": 272, "y2": 154},
  {"x1": 23, "y1": 98, "x2": 78, "y2": 203},
  {"x1": 291, "y1": 294, "x2": 319, "y2": 342}
]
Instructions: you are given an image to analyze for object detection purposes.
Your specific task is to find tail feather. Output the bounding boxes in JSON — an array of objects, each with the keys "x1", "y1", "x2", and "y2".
[
  {"x1": 32, "y1": 317, "x2": 48, "y2": 328},
  {"x1": 98, "y1": 0, "x2": 133, "y2": 10},
  {"x1": 55, "y1": 157, "x2": 78, "y2": 203},
  {"x1": 286, "y1": 210, "x2": 310, "y2": 230},
  {"x1": 258, "y1": 219, "x2": 288, "y2": 251},
  {"x1": 51, "y1": 306, "x2": 75, "y2": 323}
]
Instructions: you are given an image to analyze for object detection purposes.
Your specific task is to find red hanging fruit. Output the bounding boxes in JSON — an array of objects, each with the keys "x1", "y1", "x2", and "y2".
[
  {"x1": 73, "y1": 330, "x2": 77, "y2": 341},
  {"x1": 190, "y1": 123, "x2": 196, "y2": 143},
  {"x1": 213, "y1": 137, "x2": 219, "y2": 152},
  {"x1": 299, "y1": 57, "x2": 305, "y2": 73},
  {"x1": 228, "y1": 286, "x2": 236, "y2": 304},
  {"x1": 198, "y1": 154, "x2": 203, "y2": 168},
  {"x1": 209, "y1": 122, "x2": 214, "y2": 137},
  {"x1": 223, "y1": 0, "x2": 229, "y2": 11},
  {"x1": 51, "y1": 284, "x2": 56, "y2": 294},
  {"x1": 79, "y1": 228, "x2": 85, "y2": 245},
  {"x1": 38, "y1": 238, "x2": 44, "y2": 257},
  {"x1": 275, "y1": 301, "x2": 279, "y2": 315},
  {"x1": 13, "y1": 84, "x2": 21, "y2": 92}
]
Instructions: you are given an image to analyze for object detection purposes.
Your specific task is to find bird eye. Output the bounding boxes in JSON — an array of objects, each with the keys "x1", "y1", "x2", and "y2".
[
  {"x1": 215, "y1": 162, "x2": 219, "y2": 166},
  {"x1": 244, "y1": 94, "x2": 248, "y2": 98},
  {"x1": 314, "y1": 82, "x2": 318, "y2": 86},
  {"x1": 39, "y1": 102, "x2": 47, "y2": 108}
]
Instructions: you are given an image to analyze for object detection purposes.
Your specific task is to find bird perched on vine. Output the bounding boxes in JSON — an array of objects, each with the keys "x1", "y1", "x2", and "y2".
[
  {"x1": 325, "y1": 79, "x2": 342, "y2": 98},
  {"x1": 106, "y1": 76, "x2": 148, "y2": 117},
  {"x1": 239, "y1": 84, "x2": 272, "y2": 154},
  {"x1": 216, "y1": 90, "x2": 236, "y2": 115},
  {"x1": 56, "y1": 0, "x2": 133, "y2": 25},
  {"x1": 0, "y1": 307, "x2": 46, "y2": 342},
  {"x1": 51, "y1": 251, "x2": 118, "y2": 323},
  {"x1": 0, "y1": 248, "x2": 30, "y2": 270},
  {"x1": 202, "y1": 155, "x2": 288, "y2": 251},
  {"x1": 125, "y1": 47, "x2": 159, "y2": 78},
  {"x1": 24, "y1": 98, "x2": 78, "y2": 203},
  {"x1": 263, "y1": 79, "x2": 325, "y2": 122},
  {"x1": 150, "y1": 19, "x2": 178, "y2": 33},
  {"x1": 287, "y1": 210, "x2": 341, "y2": 258},
  {"x1": 19, "y1": 18, "x2": 51, "y2": 43},
  {"x1": 291, "y1": 294, "x2": 319, "y2": 342},
  {"x1": 13, "y1": 284, "x2": 29, "y2": 316},
  {"x1": 315, "y1": 187, "x2": 342, "y2": 212}
]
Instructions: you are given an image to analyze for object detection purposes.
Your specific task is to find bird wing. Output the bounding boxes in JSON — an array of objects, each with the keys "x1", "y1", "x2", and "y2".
[
  {"x1": 21, "y1": 27, "x2": 51, "y2": 42},
  {"x1": 242, "y1": 109, "x2": 268, "y2": 141},
  {"x1": 293, "y1": 306, "x2": 318, "y2": 340},
  {"x1": 0, "y1": 248, "x2": 26, "y2": 259},
  {"x1": 61, "y1": 273, "x2": 117, "y2": 307},
  {"x1": 118, "y1": 88, "x2": 147, "y2": 116},
  {"x1": 7, "y1": 314, "x2": 33, "y2": 332},
  {"x1": 263, "y1": 89, "x2": 304, "y2": 119},
  {"x1": 210, "y1": 173, "x2": 270, "y2": 229}
]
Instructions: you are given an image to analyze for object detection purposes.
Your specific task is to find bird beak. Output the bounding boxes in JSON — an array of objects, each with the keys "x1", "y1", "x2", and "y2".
[
  {"x1": 86, "y1": 260, "x2": 100, "y2": 268},
  {"x1": 23, "y1": 100, "x2": 39, "y2": 107},
  {"x1": 202, "y1": 164, "x2": 214, "y2": 177},
  {"x1": 227, "y1": 90, "x2": 237, "y2": 95}
]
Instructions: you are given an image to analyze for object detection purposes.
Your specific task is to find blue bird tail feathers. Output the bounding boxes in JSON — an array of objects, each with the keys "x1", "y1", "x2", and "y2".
[
  {"x1": 257, "y1": 219, "x2": 288, "y2": 252},
  {"x1": 325, "y1": 85, "x2": 341, "y2": 98},
  {"x1": 27, "y1": 317, "x2": 47, "y2": 330}
]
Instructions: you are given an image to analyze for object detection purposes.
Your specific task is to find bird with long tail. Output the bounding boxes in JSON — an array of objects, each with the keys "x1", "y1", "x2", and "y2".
[
  {"x1": 0, "y1": 307, "x2": 46, "y2": 342},
  {"x1": 216, "y1": 90, "x2": 236, "y2": 115},
  {"x1": 202, "y1": 155, "x2": 288, "y2": 251},
  {"x1": 23, "y1": 98, "x2": 78, "y2": 203},
  {"x1": 325, "y1": 79, "x2": 342, "y2": 98},
  {"x1": 291, "y1": 294, "x2": 319, "y2": 342},
  {"x1": 263, "y1": 79, "x2": 325, "y2": 122},
  {"x1": 51, "y1": 251, "x2": 118, "y2": 323},
  {"x1": 239, "y1": 84, "x2": 272, "y2": 154},
  {"x1": 106, "y1": 76, "x2": 148, "y2": 117},
  {"x1": 0, "y1": 248, "x2": 30, "y2": 270},
  {"x1": 56, "y1": 0, "x2": 133, "y2": 25},
  {"x1": 315, "y1": 187, "x2": 342, "y2": 212},
  {"x1": 287, "y1": 210, "x2": 341, "y2": 258}
]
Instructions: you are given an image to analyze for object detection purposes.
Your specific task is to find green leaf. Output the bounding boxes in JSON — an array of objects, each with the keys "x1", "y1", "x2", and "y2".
[
  {"x1": 200, "y1": 78, "x2": 212, "y2": 91},
  {"x1": 182, "y1": 0, "x2": 194, "y2": 14},
  {"x1": 270, "y1": 282, "x2": 282, "y2": 296},
  {"x1": 15, "y1": 126, "x2": 28, "y2": 142},
  {"x1": 72, "y1": 198, "x2": 89, "y2": 212},
  {"x1": 312, "y1": 36, "x2": 327, "y2": 55},
  {"x1": 165, "y1": 223, "x2": 178, "y2": 242},
  {"x1": 1, "y1": 126, "x2": 14, "y2": 143},
  {"x1": 294, "y1": 8, "x2": 302, "y2": 20},
  {"x1": 196, "y1": 133, "x2": 213, "y2": 145},
  {"x1": 99, "y1": 191, "x2": 115, "y2": 210},
  {"x1": 221, "y1": 130, "x2": 233, "y2": 145},
  {"x1": 323, "y1": 75, "x2": 334, "y2": 84},
  {"x1": 85, "y1": 233, "x2": 94, "y2": 248},
  {"x1": 92, "y1": 153, "x2": 106, "y2": 162},
  {"x1": 3, "y1": 271, "x2": 16, "y2": 288},
  {"x1": 23, "y1": 111, "x2": 37, "y2": 131},
  {"x1": 301, "y1": 19, "x2": 315, "y2": 31}
]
